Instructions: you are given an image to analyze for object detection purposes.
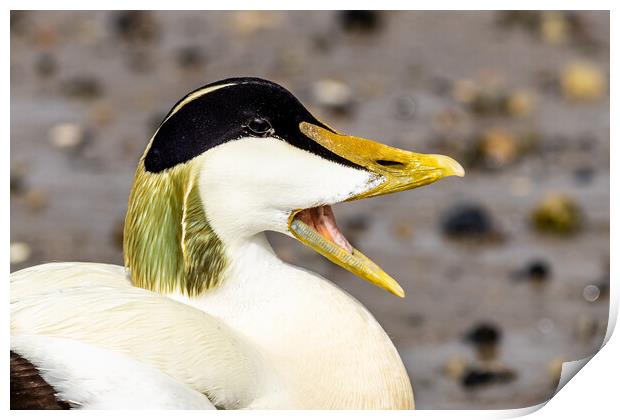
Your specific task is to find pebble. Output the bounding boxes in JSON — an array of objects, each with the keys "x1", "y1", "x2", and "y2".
[
  {"x1": 10, "y1": 163, "x2": 28, "y2": 195},
  {"x1": 505, "y1": 89, "x2": 535, "y2": 117},
  {"x1": 338, "y1": 11, "x2": 383, "y2": 33},
  {"x1": 573, "y1": 166, "x2": 596, "y2": 185},
  {"x1": 440, "y1": 203, "x2": 494, "y2": 239},
  {"x1": 560, "y1": 61, "x2": 605, "y2": 102},
  {"x1": 497, "y1": 11, "x2": 595, "y2": 49},
  {"x1": 175, "y1": 46, "x2": 207, "y2": 70},
  {"x1": 231, "y1": 11, "x2": 279, "y2": 35},
  {"x1": 49, "y1": 123, "x2": 87, "y2": 150},
  {"x1": 467, "y1": 92, "x2": 503, "y2": 117},
  {"x1": 575, "y1": 316, "x2": 599, "y2": 343},
  {"x1": 460, "y1": 363, "x2": 516, "y2": 389},
  {"x1": 10, "y1": 242, "x2": 32, "y2": 264},
  {"x1": 528, "y1": 260, "x2": 551, "y2": 281},
  {"x1": 34, "y1": 53, "x2": 57, "y2": 78},
  {"x1": 461, "y1": 368, "x2": 494, "y2": 388},
  {"x1": 394, "y1": 95, "x2": 418, "y2": 120},
  {"x1": 61, "y1": 76, "x2": 103, "y2": 101},
  {"x1": 432, "y1": 109, "x2": 464, "y2": 132},
  {"x1": 582, "y1": 284, "x2": 601, "y2": 303},
  {"x1": 537, "y1": 318, "x2": 555, "y2": 335},
  {"x1": 513, "y1": 259, "x2": 551, "y2": 285},
  {"x1": 311, "y1": 79, "x2": 354, "y2": 115},
  {"x1": 540, "y1": 11, "x2": 569, "y2": 44},
  {"x1": 531, "y1": 193, "x2": 583, "y2": 235},
  {"x1": 452, "y1": 79, "x2": 478, "y2": 103},
  {"x1": 112, "y1": 11, "x2": 159, "y2": 43},
  {"x1": 33, "y1": 26, "x2": 58, "y2": 49},
  {"x1": 474, "y1": 128, "x2": 519, "y2": 170},
  {"x1": 453, "y1": 77, "x2": 535, "y2": 119},
  {"x1": 24, "y1": 189, "x2": 48, "y2": 212},
  {"x1": 442, "y1": 356, "x2": 466, "y2": 380},
  {"x1": 464, "y1": 322, "x2": 502, "y2": 361},
  {"x1": 453, "y1": 81, "x2": 502, "y2": 117}
]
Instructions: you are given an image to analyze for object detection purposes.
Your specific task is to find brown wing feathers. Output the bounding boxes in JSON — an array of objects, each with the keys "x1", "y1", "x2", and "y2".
[{"x1": 10, "y1": 351, "x2": 71, "y2": 410}]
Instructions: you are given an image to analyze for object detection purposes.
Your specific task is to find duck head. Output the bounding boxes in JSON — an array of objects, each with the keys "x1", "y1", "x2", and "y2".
[{"x1": 124, "y1": 77, "x2": 464, "y2": 298}]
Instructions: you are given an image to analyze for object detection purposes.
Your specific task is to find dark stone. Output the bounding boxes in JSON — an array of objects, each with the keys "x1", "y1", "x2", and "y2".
[
  {"x1": 112, "y1": 11, "x2": 159, "y2": 43},
  {"x1": 468, "y1": 93, "x2": 505, "y2": 116},
  {"x1": 513, "y1": 259, "x2": 551, "y2": 284},
  {"x1": 461, "y1": 366, "x2": 516, "y2": 389},
  {"x1": 338, "y1": 11, "x2": 383, "y2": 33},
  {"x1": 34, "y1": 53, "x2": 56, "y2": 78},
  {"x1": 574, "y1": 166, "x2": 595, "y2": 185},
  {"x1": 60, "y1": 76, "x2": 103, "y2": 101},
  {"x1": 176, "y1": 46, "x2": 207, "y2": 70},
  {"x1": 10, "y1": 172, "x2": 26, "y2": 195},
  {"x1": 521, "y1": 260, "x2": 551, "y2": 281},
  {"x1": 461, "y1": 369, "x2": 494, "y2": 388},
  {"x1": 440, "y1": 203, "x2": 493, "y2": 238},
  {"x1": 528, "y1": 260, "x2": 549, "y2": 279},
  {"x1": 464, "y1": 322, "x2": 502, "y2": 346}
]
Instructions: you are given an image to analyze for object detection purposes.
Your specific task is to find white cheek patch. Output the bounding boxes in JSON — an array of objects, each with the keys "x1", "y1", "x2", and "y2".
[{"x1": 197, "y1": 137, "x2": 383, "y2": 244}]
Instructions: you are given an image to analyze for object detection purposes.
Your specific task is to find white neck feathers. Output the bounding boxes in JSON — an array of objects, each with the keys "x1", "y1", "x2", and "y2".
[{"x1": 169, "y1": 233, "x2": 414, "y2": 409}]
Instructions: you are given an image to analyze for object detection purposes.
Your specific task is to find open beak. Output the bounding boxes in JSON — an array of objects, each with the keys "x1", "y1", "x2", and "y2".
[{"x1": 287, "y1": 122, "x2": 465, "y2": 298}]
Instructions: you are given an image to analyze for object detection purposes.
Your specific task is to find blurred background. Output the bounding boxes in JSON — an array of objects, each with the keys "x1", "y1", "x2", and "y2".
[{"x1": 10, "y1": 11, "x2": 609, "y2": 409}]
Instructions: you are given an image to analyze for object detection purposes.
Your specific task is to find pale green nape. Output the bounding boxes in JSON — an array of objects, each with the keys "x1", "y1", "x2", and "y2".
[{"x1": 123, "y1": 158, "x2": 227, "y2": 296}]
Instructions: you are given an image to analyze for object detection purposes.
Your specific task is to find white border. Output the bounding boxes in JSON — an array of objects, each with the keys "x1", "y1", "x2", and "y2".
[{"x1": 4, "y1": 2, "x2": 616, "y2": 418}]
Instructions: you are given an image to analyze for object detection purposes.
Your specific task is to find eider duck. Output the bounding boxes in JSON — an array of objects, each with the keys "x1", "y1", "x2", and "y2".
[{"x1": 11, "y1": 77, "x2": 464, "y2": 409}]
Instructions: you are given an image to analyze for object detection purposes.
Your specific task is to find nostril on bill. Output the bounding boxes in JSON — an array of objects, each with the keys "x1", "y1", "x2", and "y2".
[{"x1": 376, "y1": 159, "x2": 405, "y2": 168}]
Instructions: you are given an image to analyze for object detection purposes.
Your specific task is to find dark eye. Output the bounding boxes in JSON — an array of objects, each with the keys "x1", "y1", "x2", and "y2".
[{"x1": 246, "y1": 117, "x2": 273, "y2": 136}]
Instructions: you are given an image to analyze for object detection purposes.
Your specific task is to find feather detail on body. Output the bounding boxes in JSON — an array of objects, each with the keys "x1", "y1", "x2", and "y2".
[
  {"x1": 10, "y1": 263, "x2": 276, "y2": 409},
  {"x1": 11, "y1": 335, "x2": 216, "y2": 409}
]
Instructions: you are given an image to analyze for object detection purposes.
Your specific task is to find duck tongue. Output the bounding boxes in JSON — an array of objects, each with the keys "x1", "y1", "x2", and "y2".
[{"x1": 295, "y1": 205, "x2": 353, "y2": 253}]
